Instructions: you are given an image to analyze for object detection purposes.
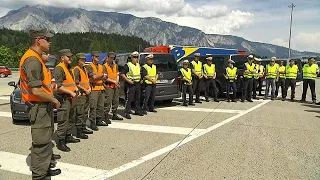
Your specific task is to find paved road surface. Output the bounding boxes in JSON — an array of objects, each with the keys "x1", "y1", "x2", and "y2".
[{"x1": 0, "y1": 73, "x2": 319, "y2": 180}]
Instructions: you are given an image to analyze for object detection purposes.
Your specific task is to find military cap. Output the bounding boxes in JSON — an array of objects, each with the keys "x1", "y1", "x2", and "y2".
[
  {"x1": 108, "y1": 52, "x2": 115, "y2": 57},
  {"x1": 183, "y1": 60, "x2": 189, "y2": 64},
  {"x1": 91, "y1": 51, "x2": 100, "y2": 56},
  {"x1": 146, "y1": 54, "x2": 154, "y2": 59},
  {"x1": 271, "y1": 56, "x2": 277, "y2": 60},
  {"x1": 58, "y1": 49, "x2": 73, "y2": 56},
  {"x1": 194, "y1": 53, "x2": 200, "y2": 57},
  {"x1": 228, "y1": 59, "x2": 235, "y2": 64},
  {"x1": 206, "y1": 54, "x2": 213, "y2": 57},
  {"x1": 247, "y1": 55, "x2": 254, "y2": 59},
  {"x1": 76, "y1": 53, "x2": 86, "y2": 60},
  {"x1": 29, "y1": 28, "x2": 54, "y2": 38},
  {"x1": 254, "y1": 57, "x2": 261, "y2": 61}
]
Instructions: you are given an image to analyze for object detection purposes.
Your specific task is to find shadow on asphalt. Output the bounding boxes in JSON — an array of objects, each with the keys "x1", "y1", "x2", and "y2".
[
  {"x1": 13, "y1": 121, "x2": 30, "y2": 126},
  {"x1": 301, "y1": 104, "x2": 320, "y2": 108},
  {"x1": 0, "y1": 102, "x2": 10, "y2": 106}
]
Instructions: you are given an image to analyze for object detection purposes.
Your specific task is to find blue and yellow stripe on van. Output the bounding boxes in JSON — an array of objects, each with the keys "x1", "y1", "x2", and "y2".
[{"x1": 169, "y1": 45, "x2": 238, "y2": 62}]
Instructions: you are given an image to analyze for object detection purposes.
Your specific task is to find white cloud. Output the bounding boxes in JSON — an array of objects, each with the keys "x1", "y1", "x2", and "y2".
[
  {"x1": 271, "y1": 32, "x2": 320, "y2": 52},
  {"x1": 177, "y1": 3, "x2": 229, "y2": 19}
]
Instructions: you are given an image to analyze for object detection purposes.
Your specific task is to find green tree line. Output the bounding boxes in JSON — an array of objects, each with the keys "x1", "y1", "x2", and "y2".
[{"x1": 0, "y1": 28, "x2": 151, "y2": 67}]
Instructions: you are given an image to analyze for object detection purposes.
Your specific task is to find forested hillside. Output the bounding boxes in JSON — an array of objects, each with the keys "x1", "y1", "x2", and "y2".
[{"x1": 0, "y1": 28, "x2": 151, "y2": 67}]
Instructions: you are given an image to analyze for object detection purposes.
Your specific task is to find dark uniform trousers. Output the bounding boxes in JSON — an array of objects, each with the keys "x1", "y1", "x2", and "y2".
[
  {"x1": 192, "y1": 76, "x2": 201, "y2": 101},
  {"x1": 302, "y1": 79, "x2": 316, "y2": 101},
  {"x1": 284, "y1": 79, "x2": 296, "y2": 99},
  {"x1": 182, "y1": 84, "x2": 194, "y2": 104},
  {"x1": 204, "y1": 78, "x2": 218, "y2": 99},
  {"x1": 56, "y1": 98, "x2": 75, "y2": 139},
  {"x1": 242, "y1": 78, "x2": 253, "y2": 100},
  {"x1": 75, "y1": 95, "x2": 89, "y2": 128},
  {"x1": 265, "y1": 78, "x2": 276, "y2": 99},
  {"x1": 275, "y1": 78, "x2": 286, "y2": 98},
  {"x1": 105, "y1": 87, "x2": 120, "y2": 114},
  {"x1": 226, "y1": 81, "x2": 237, "y2": 100},
  {"x1": 143, "y1": 84, "x2": 156, "y2": 111},
  {"x1": 125, "y1": 82, "x2": 141, "y2": 113},
  {"x1": 29, "y1": 102, "x2": 53, "y2": 180},
  {"x1": 89, "y1": 90, "x2": 105, "y2": 122},
  {"x1": 253, "y1": 78, "x2": 263, "y2": 97}
]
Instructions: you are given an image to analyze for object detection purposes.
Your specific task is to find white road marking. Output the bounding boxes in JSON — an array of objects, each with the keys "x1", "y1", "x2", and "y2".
[
  {"x1": 0, "y1": 111, "x2": 11, "y2": 118},
  {"x1": 108, "y1": 122, "x2": 205, "y2": 135},
  {"x1": 90, "y1": 100, "x2": 271, "y2": 179},
  {"x1": 0, "y1": 151, "x2": 108, "y2": 180},
  {"x1": 159, "y1": 106, "x2": 243, "y2": 114},
  {"x1": 0, "y1": 96, "x2": 10, "y2": 100}
]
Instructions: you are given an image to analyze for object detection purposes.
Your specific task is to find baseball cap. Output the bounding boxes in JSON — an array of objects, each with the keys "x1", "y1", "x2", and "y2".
[
  {"x1": 76, "y1": 53, "x2": 86, "y2": 60},
  {"x1": 29, "y1": 28, "x2": 54, "y2": 38}
]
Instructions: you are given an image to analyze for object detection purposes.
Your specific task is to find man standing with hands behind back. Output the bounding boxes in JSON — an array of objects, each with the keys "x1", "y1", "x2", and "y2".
[{"x1": 20, "y1": 28, "x2": 61, "y2": 179}]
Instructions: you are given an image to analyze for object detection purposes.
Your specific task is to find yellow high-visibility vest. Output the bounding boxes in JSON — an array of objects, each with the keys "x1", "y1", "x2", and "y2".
[
  {"x1": 127, "y1": 62, "x2": 141, "y2": 82},
  {"x1": 286, "y1": 65, "x2": 298, "y2": 79},
  {"x1": 191, "y1": 60, "x2": 202, "y2": 76},
  {"x1": 303, "y1": 64, "x2": 318, "y2": 80},
  {"x1": 143, "y1": 64, "x2": 157, "y2": 84},
  {"x1": 180, "y1": 68, "x2": 192, "y2": 85},
  {"x1": 279, "y1": 66, "x2": 286, "y2": 78},
  {"x1": 226, "y1": 67, "x2": 237, "y2": 82},
  {"x1": 243, "y1": 62, "x2": 255, "y2": 78},
  {"x1": 266, "y1": 64, "x2": 278, "y2": 79},
  {"x1": 203, "y1": 64, "x2": 215, "y2": 78}
]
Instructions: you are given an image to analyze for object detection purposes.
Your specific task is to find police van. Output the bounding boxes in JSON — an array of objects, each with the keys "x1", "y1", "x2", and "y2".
[{"x1": 116, "y1": 52, "x2": 180, "y2": 102}]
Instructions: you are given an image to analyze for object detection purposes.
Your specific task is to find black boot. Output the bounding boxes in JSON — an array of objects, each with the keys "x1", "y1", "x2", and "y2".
[
  {"x1": 47, "y1": 168, "x2": 61, "y2": 176},
  {"x1": 52, "y1": 154, "x2": 61, "y2": 160},
  {"x1": 82, "y1": 126, "x2": 93, "y2": 134},
  {"x1": 66, "y1": 134, "x2": 80, "y2": 143},
  {"x1": 50, "y1": 160, "x2": 56, "y2": 168},
  {"x1": 214, "y1": 98, "x2": 219, "y2": 102},
  {"x1": 89, "y1": 121, "x2": 99, "y2": 131},
  {"x1": 112, "y1": 114, "x2": 123, "y2": 120},
  {"x1": 76, "y1": 128, "x2": 88, "y2": 139},
  {"x1": 124, "y1": 113, "x2": 131, "y2": 119},
  {"x1": 96, "y1": 120, "x2": 108, "y2": 126},
  {"x1": 56, "y1": 139, "x2": 70, "y2": 152}
]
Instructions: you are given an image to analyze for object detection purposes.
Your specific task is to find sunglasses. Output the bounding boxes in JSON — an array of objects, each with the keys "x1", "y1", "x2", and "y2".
[
  {"x1": 94, "y1": 56, "x2": 100, "y2": 58},
  {"x1": 37, "y1": 36, "x2": 51, "y2": 42},
  {"x1": 271, "y1": 61, "x2": 275, "y2": 62},
  {"x1": 132, "y1": 56, "x2": 138, "y2": 58}
]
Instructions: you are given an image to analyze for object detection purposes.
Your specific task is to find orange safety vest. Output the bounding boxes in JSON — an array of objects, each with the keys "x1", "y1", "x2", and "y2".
[
  {"x1": 104, "y1": 63, "x2": 118, "y2": 88},
  {"x1": 72, "y1": 65, "x2": 90, "y2": 90},
  {"x1": 56, "y1": 62, "x2": 77, "y2": 92},
  {"x1": 90, "y1": 63, "x2": 105, "y2": 91},
  {"x1": 19, "y1": 49, "x2": 53, "y2": 102}
]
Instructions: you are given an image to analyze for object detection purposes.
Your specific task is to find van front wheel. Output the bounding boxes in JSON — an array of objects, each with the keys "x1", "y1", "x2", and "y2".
[{"x1": 163, "y1": 99, "x2": 173, "y2": 104}]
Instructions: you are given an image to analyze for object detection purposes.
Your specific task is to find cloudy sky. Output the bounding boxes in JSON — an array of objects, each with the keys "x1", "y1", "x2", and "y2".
[{"x1": 0, "y1": 0, "x2": 319, "y2": 52}]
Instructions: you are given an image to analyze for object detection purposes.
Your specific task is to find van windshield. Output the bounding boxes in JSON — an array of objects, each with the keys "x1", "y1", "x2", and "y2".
[{"x1": 140, "y1": 54, "x2": 177, "y2": 72}]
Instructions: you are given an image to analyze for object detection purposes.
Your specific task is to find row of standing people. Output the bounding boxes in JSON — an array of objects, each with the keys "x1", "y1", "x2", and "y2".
[{"x1": 179, "y1": 54, "x2": 318, "y2": 103}]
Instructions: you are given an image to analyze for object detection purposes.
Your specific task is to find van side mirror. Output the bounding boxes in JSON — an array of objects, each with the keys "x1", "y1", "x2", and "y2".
[{"x1": 8, "y1": 81, "x2": 16, "y2": 87}]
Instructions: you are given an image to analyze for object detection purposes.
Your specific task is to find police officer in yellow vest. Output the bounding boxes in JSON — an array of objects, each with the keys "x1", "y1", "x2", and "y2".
[
  {"x1": 191, "y1": 53, "x2": 203, "y2": 103},
  {"x1": 180, "y1": 60, "x2": 195, "y2": 106},
  {"x1": 284, "y1": 59, "x2": 299, "y2": 101},
  {"x1": 253, "y1": 57, "x2": 264, "y2": 99},
  {"x1": 242, "y1": 55, "x2": 256, "y2": 102},
  {"x1": 264, "y1": 57, "x2": 278, "y2": 100},
  {"x1": 203, "y1": 56, "x2": 219, "y2": 102},
  {"x1": 54, "y1": 49, "x2": 80, "y2": 152},
  {"x1": 225, "y1": 60, "x2": 238, "y2": 102},
  {"x1": 275, "y1": 60, "x2": 286, "y2": 100},
  {"x1": 86, "y1": 51, "x2": 108, "y2": 130},
  {"x1": 142, "y1": 54, "x2": 158, "y2": 114},
  {"x1": 120, "y1": 51, "x2": 144, "y2": 119},
  {"x1": 72, "y1": 53, "x2": 93, "y2": 139},
  {"x1": 301, "y1": 57, "x2": 319, "y2": 104},
  {"x1": 20, "y1": 29, "x2": 61, "y2": 179}
]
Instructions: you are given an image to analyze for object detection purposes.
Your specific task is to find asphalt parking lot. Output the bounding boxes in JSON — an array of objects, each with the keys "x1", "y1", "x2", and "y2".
[{"x1": 0, "y1": 73, "x2": 320, "y2": 180}]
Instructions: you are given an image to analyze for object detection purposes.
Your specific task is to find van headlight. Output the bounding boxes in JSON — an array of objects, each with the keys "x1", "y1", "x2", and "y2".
[{"x1": 13, "y1": 95, "x2": 22, "y2": 103}]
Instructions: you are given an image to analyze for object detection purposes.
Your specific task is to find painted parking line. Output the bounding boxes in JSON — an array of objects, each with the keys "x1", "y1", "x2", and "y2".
[
  {"x1": 0, "y1": 151, "x2": 108, "y2": 180},
  {"x1": 108, "y1": 122, "x2": 205, "y2": 135},
  {"x1": 0, "y1": 96, "x2": 10, "y2": 100},
  {"x1": 90, "y1": 100, "x2": 271, "y2": 179},
  {"x1": 158, "y1": 106, "x2": 244, "y2": 114},
  {"x1": 0, "y1": 111, "x2": 11, "y2": 118}
]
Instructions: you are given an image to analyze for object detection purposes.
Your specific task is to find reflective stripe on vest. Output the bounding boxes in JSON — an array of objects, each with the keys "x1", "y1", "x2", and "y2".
[
  {"x1": 143, "y1": 64, "x2": 157, "y2": 84},
  {"x1": 191, "y1": 60, "x2": 202, "y2": 76},
  {"x1": 19, "y1": 49, "x2": 53, "y2": 102},
  {"x1": 56, "y1": 63, "x2": 77, "y2": 92},
  {"x1": 104, "y1": 63, "x2": 118, "y2": 88},
  {"x1": 303, "y1": 64, "x2": 318, "y2": 80},
  {"x1": 286, "y1": 65, "x2": 298, "y2": 79},
  {"x1": 266, "y1": 64, "x2": 278, "y2": 79},
  {"x1": 278, "y1": 66, "x2": 286, "y2": 78},
  {"x1": 180, "y1": 68, "x2": 192, "y2": 85},
  {"x1": 244, "y1": 62, "x2": 255, "y2": 78},
  {"x1": 90, "y1": 63, "x2": 105, "y2": 91},
  {"x1": 127, "y1": 62, "x2": 141, "y2": 82},
  {"x1": 226, "y1": 67, "x2": 237, "y2": 82},
  {"x1": 203, "y1": 64, "x2": 215, "y2": 78},
  {"x1": 72, "y1": 66, "x2": 90, "y2": 90}
]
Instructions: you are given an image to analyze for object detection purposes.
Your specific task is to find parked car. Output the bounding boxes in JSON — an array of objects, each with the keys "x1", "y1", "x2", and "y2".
[
  {"x1": 116, "y1": 52, "x2": 181, "y2": 102},
  {"x1": 8, "y1": 55, "x2": 58, "y2": 123},
  {"x1": 0, "y1": 66, "x2": 12, "y2": 78}
]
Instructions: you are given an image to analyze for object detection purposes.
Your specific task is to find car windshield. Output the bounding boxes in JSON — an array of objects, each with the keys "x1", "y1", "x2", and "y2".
[{"x1": 140, "y1": 54, "x2": 177, "y2": 72}]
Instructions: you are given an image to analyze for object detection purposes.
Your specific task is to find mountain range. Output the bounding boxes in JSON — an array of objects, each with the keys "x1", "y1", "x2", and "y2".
[{"x1": 0, "y1": 5, "x2": 319, "y2": 58}]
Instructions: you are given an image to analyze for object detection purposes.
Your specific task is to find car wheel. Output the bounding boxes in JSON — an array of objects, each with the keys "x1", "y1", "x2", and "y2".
[
  {"x1": 12, "y1": 118, "x2": 18, "y2": 124},
  {"x1": 5, "y1": 75, "x2": 8, "y2": 77},
  {"x1": 163, "y1": 99, "x2": 173, "y2": 104},
  {"x1": 0, "y1": 73, "x2": 5, "y2": 78}
]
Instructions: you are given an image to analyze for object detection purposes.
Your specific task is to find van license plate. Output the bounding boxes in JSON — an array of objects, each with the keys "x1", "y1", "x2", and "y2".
[{"x1": 157, "y1": 79, "x2": 168, "y2": 83}]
